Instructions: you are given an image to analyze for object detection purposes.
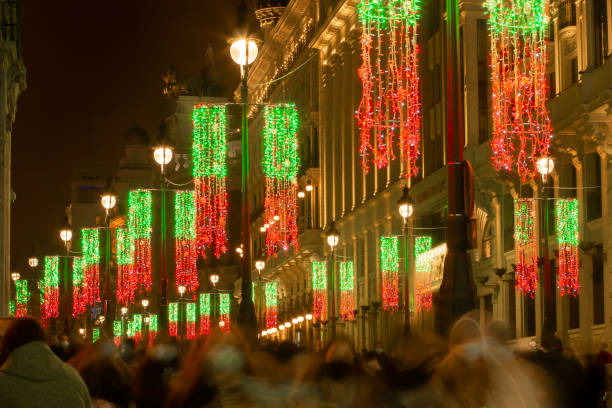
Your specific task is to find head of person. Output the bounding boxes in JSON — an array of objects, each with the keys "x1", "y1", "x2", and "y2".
[{"x1": 2, "y1": 317, "x2": 45, "y2": 353}]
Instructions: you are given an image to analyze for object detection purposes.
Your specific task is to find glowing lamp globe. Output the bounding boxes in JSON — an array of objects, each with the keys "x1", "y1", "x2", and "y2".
[
  {"x1": 154, "y1": 146, "x2": 173, "y2": 166},
  {"x1": 255, "y1": 259, "x2": 265, "y2": 272},
  {"x1": 28, "y1": 257, "x2": 39, "y2": 268},
  {"x1": 284, "y1": 322, "x2": 291, "y2": 328},
  {"x1": 230, "y1": 39, "x2": 258, "y2": 66},
  {"x1": 11, "y1": 272, "x2": 20, "y2": 281},
  {"x1": 297, "y1": 191, "x2": 305, "y2": 198},
  {"x1": 98, "y1": 315, "x2": 106, "y2": 323},
  {"x1": 260, "y1": 225, "x2": 266, "y2": 232},
  {"x1": 279, "y1": 325, "x2": 285, "y2": 331},
  {"x1": 298, "y1": 316, "x2": 304, "y2": 322},
  {"x1": 397, "y1": 186, "x2": 415, "y2": 219},
  {"x1": 306, "y1": 314, "x2": 313, "y2": 320},
  {"x1": 142, "y1": 299, "x2": 149, "y2": 308},
  {"x1": 101, "y1": 194, "x2": 117, "y2": 211},
  {"x1": 219, "y1": 320, "x2": 225, "y2": 327},
  {"x1": 262, "y1": 330, "x2": 268, "y2": 336},
  {"x1": 79, "y1": 328, "x2": 85, "y2": 335},
  {"x1": 326, "y1": 221, "x2": 340, "y2": 249},
  {"x1": 537, "y1": 157, "x2": 555, "y2": 176},
  {"x1": 144, "y1": 316, "x2": 150, "y2": 324},
  {"x1": 210, "y1": 274, "x2": 220, "y2": 286},
  {"x1": 178, "y1": 285, "x2": 186, "y2": 296},
  {"x1": 292, "y1": 318, "x2": 298, "y2": 324},
  {"x1": 305, "y1": 181, "x2": 313, "y2": 192}
]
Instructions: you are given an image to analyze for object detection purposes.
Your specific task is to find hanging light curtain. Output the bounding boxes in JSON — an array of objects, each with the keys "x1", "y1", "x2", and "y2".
[
  {"x1": 186, "y1": 303, "x2": 196, "y2": 339},
  {"x1": 116, "y1": 228, "x2": 136, "y2": 305},
  {"x1": 312, "y1": 261, "x2": 328, "y2": 321},
  {"x1": 199, "y1": 293, "x2": 211, "y2": 335},
  {"x1": 81, "y1": 228, "x2": 101, "y2": 306},
  {"x1": 357, "y1": 0, "x2": 422, "y2": 175},
  {"x1": 555, "y1": 199, "x2": 579, "y2": 296},
  {"x1": 265, "y1": 282, "x2": 278, "y2": 328},
  {"x1": 168, "y1": 302, "x2": 178, "y2": 337},
  {"x1": 72, "y1": 257, "x2": 87, "y2": 317},
  {"x1": 149, "y1": 314, "x2": 158, "y2": 346},
  {"x1": 15, "y1": 280, "x2": 29, "y2": 318},
  {"x1": 339, "y1": 261, "x2": 355, "y2": 321},
  {"x1": 486, "y1": 0, "x2": 552, "y2": 180},
  {"x1": 192, "y1": 104, "x2": 228, "y2": 258},
  {"x1": 514, "y1": 198, "x2": 538, "y2": 296},
  {"x1": 42, "y1": 256, "x2": 59, "y2": 325},
  {"x1": 414, "y1": 236, "x2": 433, "y2": 312},
  {"x1": 380, "y1": 236, "x2": 400, "y2": 311},
  {"x1": 175, "y1": 191, "x2": 198, "y2": 292},
  {"x1": 219, "y1": 294, "x2": 230, "y2": 332},
  {"x1": 128, "y1": 190, "x2": 153, "y2": 292}
]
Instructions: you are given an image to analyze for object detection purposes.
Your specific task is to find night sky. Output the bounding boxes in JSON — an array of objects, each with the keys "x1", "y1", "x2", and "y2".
[{"x1": 11, "y1": 0, "x2": 247, "y2": 277}]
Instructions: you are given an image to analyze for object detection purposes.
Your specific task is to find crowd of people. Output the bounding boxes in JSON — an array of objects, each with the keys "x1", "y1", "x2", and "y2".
[{"x1": 0, "y1": 315, "x2": 610, "y2": 407}]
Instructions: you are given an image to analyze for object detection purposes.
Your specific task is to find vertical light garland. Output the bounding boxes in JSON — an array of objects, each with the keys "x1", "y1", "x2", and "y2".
[
  {"x1": 149, "y1": 314, "x2": 158, "y2": 346},
  {"x1": 81, "y1": 228, "x2": 101, "y2": 306},
  {"x1": 265, "y1": 282, "x2": 278, "y2": 328},
  {"x1": 312, "y1": 261, "x2": 328, "y2": 321},
  {"x1": 414, "y1": 236, "x2": 433, "y2": 311},
  {"x1": 186, "y1": 303, "x2": 196, "y2": 339},
  {"x1": 486, "y1": 0, "x2": 552, "y2": 181},
  {"x1": 113, "y1": 320, "x2": 122, "y2": 346},
  {"x1": 93, "y1": 328, "x2": 100, "y2": 343},
  {"x1": 219, "y1": 293, "x2": 230, "y2": 332},
  {"x1": 555, "y1": 199, "x2": 579, "y2": 296},
  {"x1": 133, "y1": 314, "x2": 142, "y2": 344},
  {"x1": 116, "y1": 228, "x2": 135, "y2": 305},
  {"x1": 15, "y1": 280, "x2": 29, "y2": 317},
  {"x1": 42, "y1": 256, "x2": 59, "y2": 324},
  {"x1": 72, "y1": 257, "x2": 86, "y2": 317},
  {"x1": 128, "y1": 190, "x2": 153, "y2": 292},
  {"x1": 169, "y1": 302, "x2": 178, "y2": 337},
  {"x1": 127, "y1": 320, "x2": 135, "y2": 338},
  {"x1": 199, "y1": 293, "x2": 211, "y2": 335},
  {"x1": 192, "y1": 104, "x2": 228, "y2": 258},
  {"x1": 262, "y1": 104, "x2": 300, "y2": 257},
  {"x1": 514, "y1": 199, "x2": 538, "y2": 296},
  {"x1": 339, "y1": 261, "x2": 355, "y2": 320},
  {"x1": 380, "y1": 237, "x2": 400, "y2": 311},
  {"x1": 175, "y1": 191, "x2": 198, "y2": 292},
  {"x1": 357, "y1": 0, "x2": 422, "y2": 175},
  {"x1": 8, "y1": 300, "x2": 15, "y2": 316}
]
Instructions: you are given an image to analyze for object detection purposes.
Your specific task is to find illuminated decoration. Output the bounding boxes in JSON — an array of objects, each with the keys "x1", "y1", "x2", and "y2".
[
  {"x1": 199, "y1": 293, "x2": 211, "y2": 335},
  {"x1": 414, "y1": 236, "x2": 433, "y2": 311},
  {"x1": 192, "y1": 105, "x2": 228, "y2": 258},
  {"x1": 312, "y1": 261, "x2": 328, "y2": 321},
  {"x1": 92, "y1": 328, "x2": 100, "y2": 343},
  {"x1": 133, "y1": 314, "x2": 142, "y2": 344},
  {"x1": 116, "y1": 228, "x2": 136, "y2": 305},
  {"x1": 8, "y1": 300, "x2": 14, "y2": 316},
  {"x1": 127, "y1": 320, "x2": 135, "y2": 338},
  {"x1": 339, "y1": 262, "x2": 355, "y2": 320},
  {"x1": 169, "y1": 302, "x2": 178, "y2": 337},
  {"x1": 127, "y1": 190, "x2": 153, "y2": 292},
  {"x1": 486, "y1": 0, "x2": 552, "y2": 181},
  {"x1": 514, "y1": 199, "x2": 538, "y2": 296},
  {"x1": 356, "y1": 0, "x2": 422, "y2": 176},
  {"x1": 113, "y1": 320, "x2": 122, "y2": 346},
  {"x1": 72, "y1": 257, "x2": 86, "y2": 317},
  {"x1": 42, "y1": 256, "x2": 59, "y2": 324},
  {"x1": 380, "y1": 237, "x2": 400, "y2": 311},
  {"x1": 555, "y1": 199, "x2": 580, "y2": 296},
  {"x1": 219, "y1": 293, "x2": 230, "y2": 332},
  {"x1": 175, "y1": 191, "x2": 199, "y2": 292},
  {"x1": 186, "y1": 303, "x2": 196, "y2": 339},
  {"x1": 15, "y1": 280, "x2": 29, "y2": 317},
  {"x1": 265, "y1": 283, "x2": 278, "y2": 328},
  {"x1": 149, "y1": 314, "x2": 158, "y2": 346},
  {"x1": 81, "y1": 228, "x2": 101, "y2": 306},
  {"x1": 262, "y1": 104, "x2": 300, "y2": 256}
]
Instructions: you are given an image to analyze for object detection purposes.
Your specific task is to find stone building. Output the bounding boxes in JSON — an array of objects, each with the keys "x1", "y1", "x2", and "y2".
[
  {"x1": 246, "y1": 0, "x2": 612, "y2": 352},
  {"x1": 0, "y1": 0, "x2": 25, "y2": 317}
]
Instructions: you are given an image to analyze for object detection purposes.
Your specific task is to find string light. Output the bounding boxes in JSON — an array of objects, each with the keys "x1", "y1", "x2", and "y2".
[
  {"x1": 92, "y1": 328, "x2": 100, "y2": 343},
  {"x1": 8, "y1": 300, "x2": 14, "y2": 316},
  {"x1": 414, "y1": 236, "x2": 432, "y2": 311},
  {"x1": 169, "y1": 302, "x2": 178, "y2": 337},
  {"x1": 116, "y1": 228, "x2": 136, "y2": 305},
  {"x1": 555, "y1": 199, "x2": 579, "y2": 296},
  {"x1": 128, "y1": 190, "x2": 153, "y2": 292},
  {"x1": 514, "y1": 199, "x2": 538, "y2": 296},
  {"x1": 42, "y1": 256, "x2": 59, "y2": 324},
  {"x1": 72, "y1": 257, "x2": 87, "y2": 317},
  {"x1": 113, "y1": 320, "x2": 122, "y2": 346},
  {"x1": 312, "y1": 261, "x2": 328, "y2": 321},
  {"x1": 192, "y1": 104, "x2": 228, "y2": 258},
  {"x1": 380, "y1": 237, "x2": 400, "y2": 311},
  {"x1": 265, "y1": 282, "x2": 278, "y2": 328},
  {"x1": 133, "y1": 314, "x2": 142, "y2": 344},
  {"x1": 81, "y1": 228, "x2": 101, "y2": 306},
  {"x1": 339, "y1": 261, "x2": 355, "y2": 321},
  {"x1": 199, "y1": 293, "x2": 211, "y2": 335},
  {"x1": 15, "y1": 280, "x2": 29, "y2": 317},
  {"x1": 357, "y1": 0, "x2": 422, "y2": 176},
  {"x1": 219, "y1": 293, "x2": 230, "y2": 332},
  {"x1": 186, "y1": 303, "x2": 196, "y2": 339},
  {"x1": 175, "y1": 191, "x2": 199, "y2": 292},
  {"x1": 486, "y1": 0, "x2": 552, "y2": 181},
  {"x1": 149, "y1": 314, "x2": 158, "y2": 346},
  {"x1": 263, "y1": 104, "x2": 300, "y2": 257}
]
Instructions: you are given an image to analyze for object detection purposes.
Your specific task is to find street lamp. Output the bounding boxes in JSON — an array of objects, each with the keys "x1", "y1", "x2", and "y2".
[
  {"x1": 537, "y1": 157, "x2": 555, "y2": 183},
  {"x1": 254, "y1": 255, "x2": 265, "y2": 330},
  {"x1": 537, "y1": 156, "x2": 555, "y2": 333},
  {"x1": 398, "y1": 185, "x2": 414, "y2": 333},
  {"x1": 153, "y1": 139, "x2": 174, "y2": 175},
  {"x1": 210, "y1": 274, "x2": 219, "y2": 288},
  {"x1": 142, "y1": 299, "x2": 149, "y2": 309},
  {"x1": 305, "y1": 180, "x2": 313, "y2": 192},
  {"x1": 326, "y1": 221, "x2": 340, "y2": 338},
  {"x1": 59, "y1": 216, "x2": 72, "y2": 247},
  {"x1": 100, "y1": 177, "x2": 117, "y2": 326},
  {"x1": 28, "y1": 256, "x2": 38, "y2": 268},
  {"x1": 100, "y1": 178, "x2": 117, "y2": 216},
  {"x1": 11, "y1": 272, "x2": 19, "y2": 281},
  {"x1": 230, "y1": 38, "x2": 258, "y2": 68},
  {"x1": 297, "y1": 191, "x2": 305, "y2": 199},
  {"x1": 178, "y1": 285, "x2": 186, "y2": 297}
]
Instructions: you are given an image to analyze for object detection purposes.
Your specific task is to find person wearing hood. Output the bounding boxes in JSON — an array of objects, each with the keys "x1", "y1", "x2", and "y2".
[{"x1": 0, "y1": 317, "x2": 91, "y2": 408}]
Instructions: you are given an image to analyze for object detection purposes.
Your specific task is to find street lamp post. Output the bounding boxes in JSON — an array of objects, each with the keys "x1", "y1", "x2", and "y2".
[
  {"x1": 178, "y1": 285, "x2": 186, "y2": 344},
  {"x1": 398, "y1": 186, "x2": 415, "y2": 334},
  {"x1": 100, "y1": 178, "x2": 117, "y2": 327},
  {"x1": 325, "y1": 222, "x2": 340, "y2": 338},
  {"x1": 255, "y1": 255, "x2": 265, "y2": 330},
  {"x1": 210, "y1": 274, "x2": 219, "y2": 327},
  {"x1": 230, "y1": 37, "x2": 259, "y2": 335},
  {"x1": 121, "y1": 306, "x2": 128, "y2": 342},
  {"x1": 59, "y1": 216, "x2": 73, "y2": 334},
  {"x1": 537, "y1": 156, "x2": 555, "y2": 333}
]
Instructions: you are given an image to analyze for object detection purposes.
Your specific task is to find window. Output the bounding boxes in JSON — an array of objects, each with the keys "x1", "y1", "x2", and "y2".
[
  {"x1": 78, "y1": 186, "x2": 102, "y2": 204},
  {"x1": 585, "y1": 153, "x2": 602, "y2": 221},
  {"x1": 594, "y1": 245, "x2": 604, "y2": 325},
  {"x1": 593, "y1": 0, "x2": 609, "y2": 67}
]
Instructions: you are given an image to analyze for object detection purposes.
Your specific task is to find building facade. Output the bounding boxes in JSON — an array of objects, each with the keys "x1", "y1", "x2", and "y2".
[{"x1": 246, "y1": 0, "x2": 612, "y2": 353}]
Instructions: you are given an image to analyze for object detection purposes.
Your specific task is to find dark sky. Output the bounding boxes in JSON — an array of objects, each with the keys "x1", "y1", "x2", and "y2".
[{"x1": 11, "y1": 0, "x2": 247, "y2": 277}]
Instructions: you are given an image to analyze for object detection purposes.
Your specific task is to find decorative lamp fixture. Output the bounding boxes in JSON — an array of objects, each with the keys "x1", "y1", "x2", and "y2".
[
  {"x1": 305, "y1": 180, "x2": 313, "y2": 192},
  {"x1": 141, "y1": 299, "x2": 149, "y2": 308},
  {"x1": 536, "y1": 157, "x2": 555, "y2": 182},
  {"x1": 59, "y1": 216, "x2": 72, "y2": 244},
  {"x1": 100, "y1": 178, "x2": 117, "y2": 213},
  {"x1": 255, "y1": 256, "x2": 265, "y2": 272},
  {"x1": 121, "y1": 306, "x2": 128, "y2": 315},
  {"x1": 306, "y1": 314, "x2": 313, "y2": 320},
  {"x1": 230, "y1": 38, "x2": 258, "y2": 66},
  {"x1": 397, "y1": 185, "x2": 415, "y2": 220},
  {"x1": 291, "y1": 318, "x2": 298, "y2": 324},
  {"x1": 153, "y1": 134, "x2": 174, "y2": 173},
  {"x1": 297, "y1": 191, "x2": 305, "y2": 198},
  {"x1": 210, "y1": 274, "x2": 220, "y2": 287},
  {"x1": 297, "y1": 316, "x2": 304, "y2": 322},
  {"x1": 28, "y1": 256, "x2": 39, "y2": 268},
  {"x1": 326, "y1": 222, "x2": 340, "y2": 249},
  {"x1": 11, "y1": 272, "x2": 20, "y2": 281},
  {"x1": 178, "y1": 285, "x2": 186, "y2": 296}
]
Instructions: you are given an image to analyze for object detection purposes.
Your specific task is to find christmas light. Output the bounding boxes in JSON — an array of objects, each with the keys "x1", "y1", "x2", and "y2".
[
  {"x1": 8, "y1": 300, "x2": 14, "y2": 316},
  {"x1": 486, "y1": 0, "x2": 552, "y2": 181},
  {"x1": 72, "y1": 257, "x2": 86, "y2": 317},
  {"x1": 380, "y1": 237, "x2": 400, "y2": 311},
  {"x1": 339, "y1": 262, "x2": 355, "y2": 320},
  {"x1": 192, "y1": 104, "x2": 228, "y2": 258},
  {"x1": 15, "y1": 280, "x2": 29, "y2": 318},
  {"x1": 116, "y1": 228, "x2": 136, "y2": 305},
  {"x1": 185, "y1": 303, "x2": 196, "y2": 339},
  {"x1": 312, "y1": 261, "x2": 328, "y2": 321},
  {"x1": 357, "y1": 0, "x2": 422, "y2": 176},
  {"x1": 555, "y1": 199, "x2": 579, "y2": 296},
  {"x1": 414, "y1": 236, "x2": 432, "y2": 311},
  {"x1": 127, "y1": 320, "x2": 135, "y2": 338},
  {"x1": 42, "y1": 256, "x2": 59, "y2": 324},
  {"x1": 113, "y1": 320, "x2": 122, "y2": 346},
  {"x1": 175, "y1": 191, "x2": 198, "y2": 292},
  {"x1": 128, "y1": 190, "x2": 153, "y2": 292},
  {"x1": 149, "y1": 314, "x2": 158, "y2": 346},
  {"x1": 169, "y1": 302, "x2": 178, "y2": 337},
  {"x1": 265, "y1": 282, "x2": 278, "y2": 328},
  {"x1": 263, "y1": 104, "x2": 300, "y2": 256},
  {"x1": 219, "y1": 293, "x2": 230, "y2": 332},
  {"x1": 514, "y1": 199, "x2": 538, "y2": 296},
  {"x1": 133, "y1": 314, "x2": 142, "y2": 344},
  {"x1": 93, "y1": 328, "x2": 100, "y2": 343},
  {"x1": 81, "y1": 228, "x2": 101, "y2": 306},
  {"x1": 199, "y1": 293, "x2": 211, "y2": 335}
]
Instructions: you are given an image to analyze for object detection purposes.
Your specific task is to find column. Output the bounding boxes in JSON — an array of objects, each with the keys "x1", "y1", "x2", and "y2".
[
  {"x1": 461, "y1": 9, "x2": 479, "y2": 148},
  {"x1": 320, "y1": 63, "x2": 331, "y2": 226},
  {"x1": 350, "y1": 29, "x2": 360, "y2": 210},
  {"x1": 598, "y1": 148, "x2": 612, "y2": 342},
  {"x1": 331, "y1": 52, "x2": 341, "y2": 220}
]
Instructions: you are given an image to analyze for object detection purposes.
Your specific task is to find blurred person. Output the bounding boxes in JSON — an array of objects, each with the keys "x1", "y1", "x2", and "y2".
[
  {"x1": 0, "y1": 317, "x2": 12, "y2": 366},
  {"x1": 0, "y1": 317, "x2": 91, "y2": 407},
  {"x1": 133, "y1": 336, "x2": 179, "y2": 408},
  {"x1": 69, "y1": 341, "x2": 133, "y2": 408}
]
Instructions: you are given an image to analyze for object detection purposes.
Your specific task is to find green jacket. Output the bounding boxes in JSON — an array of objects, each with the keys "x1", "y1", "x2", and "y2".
[{"x1": 0, "y1": 341, "x2": 91, "y2": 408}]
